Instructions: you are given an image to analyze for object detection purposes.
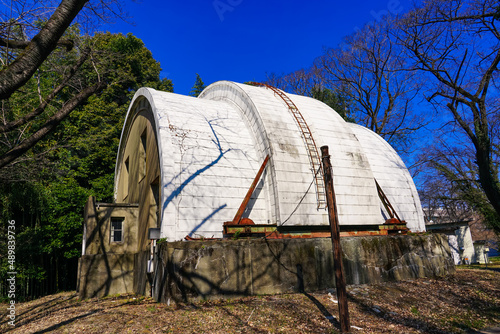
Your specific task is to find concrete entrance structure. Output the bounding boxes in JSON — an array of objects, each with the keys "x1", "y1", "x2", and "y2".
[{"x1": 78, "y1": 81, "x2": 439, "y2": 299}]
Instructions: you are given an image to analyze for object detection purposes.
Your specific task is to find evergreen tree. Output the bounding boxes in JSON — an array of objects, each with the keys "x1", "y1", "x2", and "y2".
[
  {"x1": 310, "y1": 86, "x2": 354, "y2": 122},
  {"x1": 190, "y1": 73, "x2": 206, "y2": 97}
]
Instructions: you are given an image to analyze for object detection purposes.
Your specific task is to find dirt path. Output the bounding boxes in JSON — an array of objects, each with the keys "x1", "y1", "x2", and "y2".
[{"x1": 1, "y1": 268, "x2": 499, "y2": 333}]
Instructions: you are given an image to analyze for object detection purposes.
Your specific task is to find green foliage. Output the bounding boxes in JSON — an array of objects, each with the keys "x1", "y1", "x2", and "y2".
[
  {"x1": 490, "y1": 256, "x2": 500, "y2": 264},
  {"x1": 146, "y1": 306, "x2": 158, "y2": 313},
  {"x1": 190, "y1": 73, "x2": 206, "y2": 97},
  {"x1": 0, "y1": 181, "x2": 50, "y2": 298},
  {"x1": 156, "y1": 237, "x2": 168, "y2": 245},
  {"x1": 310, "y1": 86, "x2": 354, "y2": 122},
  {"x1": 0, "y1": 30, "x2": 173, "y2": 298},
  {"x1": 232, "y1": 230, "x2": 241, "y2": 240}
]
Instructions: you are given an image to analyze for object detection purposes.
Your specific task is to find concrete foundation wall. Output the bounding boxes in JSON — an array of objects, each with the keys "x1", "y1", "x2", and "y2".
[
  {"x1": 153, "y1": 234, "x2": 454, "y2": 302},
  {"x1": 78, "y1": 253, "x2": 136, "y2": 299}
]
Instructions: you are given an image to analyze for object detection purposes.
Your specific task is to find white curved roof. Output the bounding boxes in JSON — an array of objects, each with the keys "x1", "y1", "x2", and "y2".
[
  {"x1": 348, "y1": 124, "x2": 425, "y2": 231},
  {"x1": 116, "y1": 81, "x2": 425, "y2": 241}
]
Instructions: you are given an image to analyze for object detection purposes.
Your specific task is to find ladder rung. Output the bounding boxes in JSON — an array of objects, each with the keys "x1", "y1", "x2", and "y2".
[{"x1": 258, "y1": 82, "x2": 326, "y2": 209}]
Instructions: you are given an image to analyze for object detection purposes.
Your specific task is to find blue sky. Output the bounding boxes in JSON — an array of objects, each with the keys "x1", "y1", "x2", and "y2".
[{"x1": 103, "y1": 0, "x2": 414, "y2": 95}]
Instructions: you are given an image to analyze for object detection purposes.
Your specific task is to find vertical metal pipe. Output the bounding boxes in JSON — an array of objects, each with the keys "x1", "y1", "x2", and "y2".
[{"x1": 321, "y1": 145, "x2": 350, "y2": 333}]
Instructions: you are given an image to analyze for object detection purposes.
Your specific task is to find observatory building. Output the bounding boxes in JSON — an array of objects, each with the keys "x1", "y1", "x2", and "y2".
[{"x1": 79, "y1": 81, "x2": 428, "y2": 298}]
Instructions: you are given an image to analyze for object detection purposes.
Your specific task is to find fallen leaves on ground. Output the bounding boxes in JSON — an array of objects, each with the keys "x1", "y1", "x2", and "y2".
[{"x1": 1, "y1": 268, "x2": 499, "y2": 333}]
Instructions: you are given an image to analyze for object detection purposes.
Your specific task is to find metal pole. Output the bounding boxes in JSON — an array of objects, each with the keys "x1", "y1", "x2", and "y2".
[{"x1": 321, "y1": 145, "x2": 350, "y2": 333}]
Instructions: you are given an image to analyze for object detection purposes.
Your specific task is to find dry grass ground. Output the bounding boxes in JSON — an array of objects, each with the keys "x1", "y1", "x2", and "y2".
[{"x1": 1, "y1": 266, "x2": 499, "y2": 333}]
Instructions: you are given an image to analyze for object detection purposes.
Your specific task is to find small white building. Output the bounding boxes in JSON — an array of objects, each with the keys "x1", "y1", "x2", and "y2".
[{"x1": 425, "y1": 213, "x2": 492, "y2": 265}]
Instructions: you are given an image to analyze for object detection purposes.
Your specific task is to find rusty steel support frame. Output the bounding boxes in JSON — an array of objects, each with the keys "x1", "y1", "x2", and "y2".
[
  {"x1": 249, "y1": 82, "x2": 326, "y2": 209},
  {"x1": 220, "y1": 223, "x2": 409, "y2": 240},
  {"x1": 375, "y1": 179, "x2": 403, "y2": 223},
  {"x1": 231, "y1": 155, "x2": 270, "y2": 225},
  {"x1": 321, "y1": 145, "x2": 350, "y2": 333}
]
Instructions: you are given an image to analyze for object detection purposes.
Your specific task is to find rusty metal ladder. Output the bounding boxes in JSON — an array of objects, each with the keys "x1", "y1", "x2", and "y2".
[{"x1": 250, "y1": 82, "x2": 326, "y2": 209}]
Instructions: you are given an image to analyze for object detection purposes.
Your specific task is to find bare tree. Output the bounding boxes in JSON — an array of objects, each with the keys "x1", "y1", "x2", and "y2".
[
  {"x1": 265, "y1": 66, "x2": 354, "y2": 122},
  {"x1": 398, "y1": 0, "x2": 500, "y2": 234},
  {"x1": 316, "y1": 16, "x2": 426, "y2": 152},
  {"x1": 0, "y1": 0, "x2": 125, "y2": 169},
  {"x1": 0, "y1": 0, "x2": 90, "y2": 100},
  {"x1": 266, "y1": 67, "x2": 323, "y2": 96}
]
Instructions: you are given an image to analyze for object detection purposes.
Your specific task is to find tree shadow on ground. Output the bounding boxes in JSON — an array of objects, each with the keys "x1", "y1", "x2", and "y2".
[
  {"x1": 218, "y1": 306, "x2": 269, "y2": 334},
  {"x1": 32, "y1": 310, "x2": 102, "y2": 334},
  {"x1": 303, "y1": 292, "x2": 340, "y2": 329},
  {"x1": 348, "y1": 293, "x2": 452, "y2": 334},
  {"x1": 0, "y1": 293, "x2": 84, "y2": 331}
]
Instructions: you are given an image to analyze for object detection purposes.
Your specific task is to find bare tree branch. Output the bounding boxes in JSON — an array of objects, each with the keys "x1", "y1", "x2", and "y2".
[
  {"x1": 0, "y1": 81, "x2": 106, "y2": 168},
  {"x1": 316, "y1": 18, "x2": 425, "y2": 151},
  {"x1": 0, "y1": 0, "x2": 88, "y2": 100},
  {"x1": 0, "y1": 36, "x2": 74, "y2": 50},
  {"x1": 0, "y1": 47, "x2": 91, "y2": 134}
]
